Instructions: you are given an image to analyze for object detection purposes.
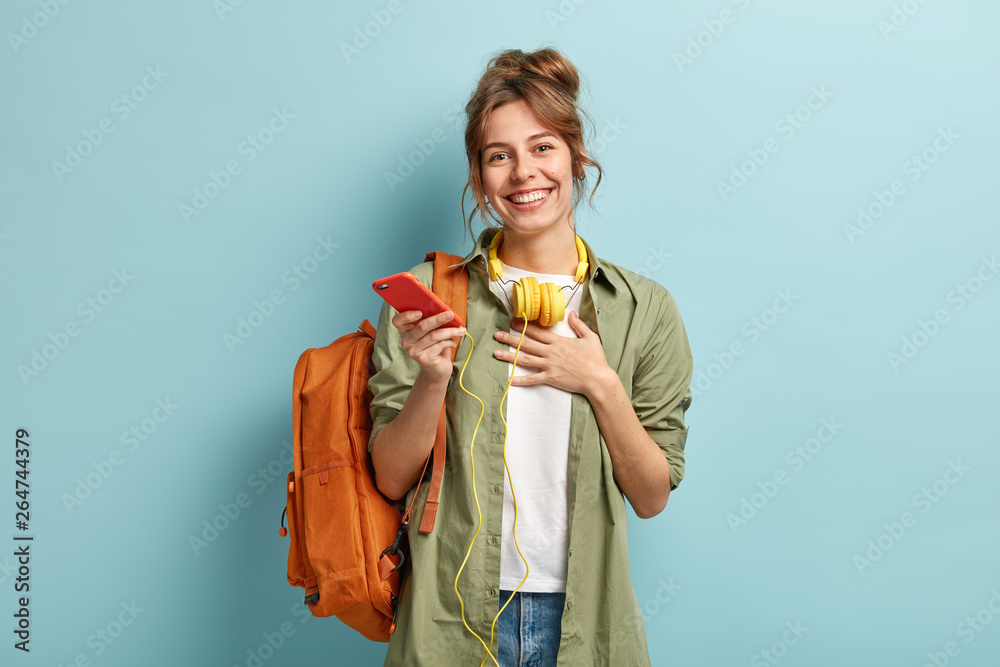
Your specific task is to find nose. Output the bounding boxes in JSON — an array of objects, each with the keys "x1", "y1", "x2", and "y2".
[{"x1": 510, "y1": 154, "x2": 537, "y2": 182}]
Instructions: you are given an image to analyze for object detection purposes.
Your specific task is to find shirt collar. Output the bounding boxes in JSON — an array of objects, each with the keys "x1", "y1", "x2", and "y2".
[{"x1": 448, "y1": 226, "x2": 622, "y2": 294}]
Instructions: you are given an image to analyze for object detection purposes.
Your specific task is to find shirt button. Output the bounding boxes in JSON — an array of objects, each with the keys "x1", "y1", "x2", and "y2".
[
  {"x1": 567, "y1": 600, "x2": 573, "y2": 609},
  {"x1": 489, "y1": 588, "x2": 497, "y2": 597},
  {"x1": 495, "y1": 433, "x2": 504, "y2": 444},
  {"x1": 568, "y1": 549, "x2": 572, "y2": 557},
  {"x1": 498, "y1": 385, "x2": 504, "y2": 395}
]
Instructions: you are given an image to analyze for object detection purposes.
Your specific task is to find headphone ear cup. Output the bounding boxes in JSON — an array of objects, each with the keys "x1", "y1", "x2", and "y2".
[
  {"x1": 538, "y1": 282, "x2": 552, "y2": 327},
  {"x1": 526, "y1": 277, "x2": 541, "y2": 321},
  {"x1": 538, "y1": 282, "x2": 564, "y2": 327},
  {"x1": 548, "y1": 283, "x2": 565, "y2": 327},
  {"x1": 513, "y1": 277, "x2": 540, "y2": 322},
  {"x1": 523, "y1": 277, "x2": 541, "y2": 322},
  {"x1": 513, "y1": 281, "x2": 525, "y2": 320}
]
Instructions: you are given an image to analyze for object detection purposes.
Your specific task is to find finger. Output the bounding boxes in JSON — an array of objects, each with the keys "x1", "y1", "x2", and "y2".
[
  {"x1": 429, "y1": 324, "x2": 466, "y2": 344},
  {"x1": 412, "y1": 310, "x2": 457, "y2": 338},
  {"x1": 510, "y1": 320, "x2": 554, "y2": 343},
  {"x1": 401, "y1": 311, "x2": 453, "y2": 345},
  {"x1": 411, "y1": 324, "x2": 465, "y2": 356},
  {"x1": 425, "y1": 338, "x2": 459, "y2": 359},
  {"x1": 568, "y1": 310, "x2": 593, "y2": 336},
  {"x1": 392, "y1": 309, "x2": 423, "y2": 331},
  {"x1": 509, "y1": 370, "x2": 543, "y2": 386},
  {"x1": 496, "y1": 348, "x2": 541, "y2": 368},
  {"x1": 500, "y1": 329, "x2": 543, "y2": 354}
]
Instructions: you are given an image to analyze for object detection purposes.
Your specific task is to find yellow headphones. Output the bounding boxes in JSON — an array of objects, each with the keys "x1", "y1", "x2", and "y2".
[{"x1": 487, "y1": 229, "x2": 589, "y2": 327}]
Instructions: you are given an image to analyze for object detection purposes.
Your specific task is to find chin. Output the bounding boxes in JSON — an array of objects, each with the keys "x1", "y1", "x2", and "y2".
[{"x1": 499, "y1": 206, "x2": 572, "y2": 233}]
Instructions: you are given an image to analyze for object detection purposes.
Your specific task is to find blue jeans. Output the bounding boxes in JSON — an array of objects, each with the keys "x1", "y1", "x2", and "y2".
[{"x1": 495, "y1": 589, "x2": 565, "y2": 667}]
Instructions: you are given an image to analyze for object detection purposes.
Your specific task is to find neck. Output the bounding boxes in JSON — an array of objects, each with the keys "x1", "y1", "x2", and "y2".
[{"x1": 495, "y1": 224, "x2": 580, "y2": 275}]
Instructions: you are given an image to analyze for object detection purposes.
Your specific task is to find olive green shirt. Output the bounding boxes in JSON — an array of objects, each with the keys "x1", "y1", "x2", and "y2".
[{"x1": 367, "y1": 226, "x2": 693, "y2": 666}]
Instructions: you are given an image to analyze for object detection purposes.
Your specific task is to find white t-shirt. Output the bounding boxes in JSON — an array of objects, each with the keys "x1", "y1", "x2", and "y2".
[{"x1": 487, "y1": 259, "x2": 585, "y2": 593}]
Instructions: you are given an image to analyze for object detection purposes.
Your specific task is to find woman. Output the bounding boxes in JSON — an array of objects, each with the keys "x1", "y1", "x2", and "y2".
[{"x1": 368, "y1": 47, "x2": 693, "y2": 667}]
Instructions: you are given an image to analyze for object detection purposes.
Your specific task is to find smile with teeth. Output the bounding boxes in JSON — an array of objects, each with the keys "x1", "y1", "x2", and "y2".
[{"x1": 507, "y1": 189, "x2": 551, "y2": 204}]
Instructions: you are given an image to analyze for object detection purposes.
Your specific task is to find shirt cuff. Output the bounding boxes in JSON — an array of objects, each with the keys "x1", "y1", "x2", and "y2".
[{"x1": 649, "y1": 427, "x2": 688, "y2": 491}]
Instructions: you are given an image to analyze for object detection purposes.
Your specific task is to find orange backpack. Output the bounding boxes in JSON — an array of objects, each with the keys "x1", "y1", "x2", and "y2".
[{"x1": 279, "y1": 251, "x2": 469, "y2": 642}]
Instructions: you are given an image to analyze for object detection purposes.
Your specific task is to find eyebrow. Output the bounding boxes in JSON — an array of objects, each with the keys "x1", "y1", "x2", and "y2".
[{"x1": 482, "y1": 131, "x2": 558, "y2": 152}]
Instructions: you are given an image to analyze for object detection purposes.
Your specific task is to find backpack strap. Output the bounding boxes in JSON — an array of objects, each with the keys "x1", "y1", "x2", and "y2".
[{"x1": 416, "y1": 251, "x2": 468, "y2": 534}]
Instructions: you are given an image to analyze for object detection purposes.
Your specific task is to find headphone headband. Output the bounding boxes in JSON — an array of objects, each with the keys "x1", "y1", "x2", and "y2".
[{"x1": 487, "y1": 229, "x2": 590, "y2": 284}]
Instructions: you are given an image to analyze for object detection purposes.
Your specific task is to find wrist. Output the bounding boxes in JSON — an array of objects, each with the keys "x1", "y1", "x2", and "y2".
[
  {"x1": 587, "y1": 366, "x2": 620, "y2": 405},
  {"x1": 416, "y1": 366, "x2": 451, "y2": 392}
]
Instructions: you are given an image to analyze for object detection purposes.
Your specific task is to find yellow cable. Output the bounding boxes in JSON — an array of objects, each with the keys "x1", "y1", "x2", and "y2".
[
  {"x1": 451, "y1": 329, "x2": 499, "y2": 667},
  {"x1": 481, "y1": 323, "x2": 532, "y2": 666},
  {"x1": 451, "y1": 318, "x2": 533, "y2": 667}
]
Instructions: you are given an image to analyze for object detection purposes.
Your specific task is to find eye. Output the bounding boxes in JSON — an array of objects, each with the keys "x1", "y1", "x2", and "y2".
[
  {"x1": 537, "y1": 144, "x2": 554, "y2": 152},
  {"x1": 488, "y1": 153, "x2": 508, "y2": 163}
]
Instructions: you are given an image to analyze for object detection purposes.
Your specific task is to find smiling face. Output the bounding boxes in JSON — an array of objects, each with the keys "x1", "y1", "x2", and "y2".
[{"x1": 480, "y1": 99, "x2": 581, "y2": 238}]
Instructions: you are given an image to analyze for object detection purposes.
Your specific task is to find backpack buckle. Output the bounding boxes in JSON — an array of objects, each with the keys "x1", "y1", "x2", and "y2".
[{"x1": 380, "y1": 519, "x2": 409, "y2": 574}]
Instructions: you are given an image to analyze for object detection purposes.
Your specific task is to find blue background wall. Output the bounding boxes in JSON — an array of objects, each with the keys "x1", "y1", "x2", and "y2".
[{"x1": 2, "y1": 1, "x2": 998, "y2": 665}]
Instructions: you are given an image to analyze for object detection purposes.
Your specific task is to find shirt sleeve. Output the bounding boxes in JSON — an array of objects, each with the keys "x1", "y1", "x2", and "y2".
[
  {"x1": 367, "y1": 265, "x2": 427, "y2": 455},
  {"x1": 630, "y1": 286, "x2": 694, "y2": 491}
]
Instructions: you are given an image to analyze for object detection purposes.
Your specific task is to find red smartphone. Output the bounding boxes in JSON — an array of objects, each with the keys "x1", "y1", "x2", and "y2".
[{"x1": 372, "y1": 272, "x2": 465, "y2": 329}]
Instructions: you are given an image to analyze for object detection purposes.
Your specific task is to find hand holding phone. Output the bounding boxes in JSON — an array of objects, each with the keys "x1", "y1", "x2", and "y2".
[
  {"x1": 372, "y1": 272, "x2": 464, "y2": 329},
  {"x1": 373, "y1": 272, "x2": 466, "y2": 382}
]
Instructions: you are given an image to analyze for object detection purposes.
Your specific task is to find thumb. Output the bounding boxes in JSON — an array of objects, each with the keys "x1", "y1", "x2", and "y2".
[{"x1": 568, "y1": 310, "x2": 590, "y2": 335}]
